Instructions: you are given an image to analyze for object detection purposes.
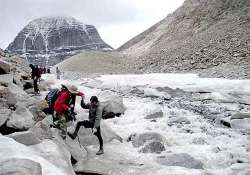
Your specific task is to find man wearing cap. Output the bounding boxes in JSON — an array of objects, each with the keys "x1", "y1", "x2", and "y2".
[
  {"x1": 68, "y1": 96, "x2": 104, "y2": 155},
  {"x1": 54, "y1": 84, "x2": 84, "y2": 140}
]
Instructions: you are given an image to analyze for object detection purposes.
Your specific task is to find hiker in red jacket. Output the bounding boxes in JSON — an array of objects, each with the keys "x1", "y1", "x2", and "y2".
[{"x1": 54, "y1": 84, "x2": 84, "y2": 139}]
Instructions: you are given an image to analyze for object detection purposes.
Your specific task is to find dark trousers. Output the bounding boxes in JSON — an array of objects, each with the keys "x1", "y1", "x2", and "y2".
[
  {"x1": 33, "y1": 78, "x2": 39, "y2": 93},
  {"x1": 74, "y1": 120, "x2": 103, "y2": 149}
]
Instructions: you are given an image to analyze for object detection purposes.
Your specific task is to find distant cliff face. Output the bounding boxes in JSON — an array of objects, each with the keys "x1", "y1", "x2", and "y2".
[
  {"x1": 7, "y1": 17, "x2": 112, "y2": 66},
  {"x1": 119, "y1": 0, "x2": 250, "y2": 79}
]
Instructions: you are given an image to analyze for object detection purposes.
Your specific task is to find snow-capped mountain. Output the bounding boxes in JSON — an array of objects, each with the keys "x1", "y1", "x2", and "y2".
[{"x1": 6, "y1": 16, "x2": 112, "y2": 66}]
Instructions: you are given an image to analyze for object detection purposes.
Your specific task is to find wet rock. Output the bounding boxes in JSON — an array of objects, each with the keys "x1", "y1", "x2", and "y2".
[
  {"x1": 139, "y1": 141, "x2": 165, "y2": 153},
  {"x1": 168, "y1": 117, "x2": 191, "y2": 126},
  {"x1": 7, "y1": 131, "x2": 41, "y2": 146},
  {"x1": 131, "y1": 132, "x2": 165, "y2": 148},
  {"x1": 145, "y1": 111, "x2": 164, "y2": 119},
  {"x1": 156, "y1": 153, "x2": 203, "y2": 169},
  {"x1": 7, "y1": 105, "x2": 36, "y2": 130},
  {"x1": 156, "y1": 86, "x2": 191, "y2": 98},
  {"x1": 0, "y1": 158, "x2": 42, "y2": 175}
]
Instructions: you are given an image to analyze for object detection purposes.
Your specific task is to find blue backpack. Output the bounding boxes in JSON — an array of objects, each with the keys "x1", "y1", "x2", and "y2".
[{"x1": 46, "y1": 88, "x2": 59, "y2": 107}]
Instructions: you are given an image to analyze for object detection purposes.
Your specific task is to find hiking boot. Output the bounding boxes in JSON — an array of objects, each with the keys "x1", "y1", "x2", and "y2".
[
  {"x1": 67, "y1": 132, "x2": 77, "y2": 140},
  {"x1": 96, "y1": 148, "x2": 104, "y2": 155}
]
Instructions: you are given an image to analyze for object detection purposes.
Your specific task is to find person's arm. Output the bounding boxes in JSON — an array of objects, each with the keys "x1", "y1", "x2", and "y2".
[
  {"x1": 94, "y1": 105, "x2": 103, "y2": 128},
  {"x1": 80, "y1": 99, "x2": 90, "y2": 109},
  {"x1": 76, "y1": 92, "x2": 84, "y2": 97}
]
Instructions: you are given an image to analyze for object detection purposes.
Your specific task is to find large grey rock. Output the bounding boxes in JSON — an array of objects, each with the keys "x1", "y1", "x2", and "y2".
[
  {"x1": 99, "y1": 91, "x2": 126, "y2": 115},
  {"x1": 168, "y1": 116, "x2": 191, "y2": 126},
  {"x1": 51, "y1": 128, "x2": 87, "y2": 163},
  {"x1": 7, "y1": 105, "x2": 35, "y2": 130},
  {"x1": 231, "y1": 118, "x2": 250, "y2": 131},
  {"x1": 0, "y1": 86, "x2": 17, "y2": 106},
  {"x1": 145, "y1": 111, "x2": 164, "y2": 119},
  {"x1": 7, "y1": 16, "x2": 112, "y2": 66},
  {"x1": 156, "y1": 153, "x2": 204, "y2": 169},
  {"x1": 0, "y1": 107, "x2": 11, "y2": 127},
  {"x1": 0, "y1": 158, "x2": 42, "y2": 175},
  {"x1": 131, "y1": 132, "x2": 165, "y2": 148},
  {"x1": 7, "y1": 131, "x2": 41, "y2": 146},
  {"x1": 231, "y1": 113, "x2": 250, "y2": 120},
  {"x1": 139, "y1": 141, "x2": 165, "y2": 153},
  {"x1": 30, "y1": 119, "x2": 53, "y2": 140},
  {"x1": 0, "y1": 59, "x2": 11, "y2": 74},
  {"x1": 30, "y1": 139, "x2": 76, "y2": 175}
]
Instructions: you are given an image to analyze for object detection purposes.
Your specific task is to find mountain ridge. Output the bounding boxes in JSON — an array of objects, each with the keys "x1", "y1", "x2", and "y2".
[{"x1": 6, "y1": 16, "x2": 112, "y2": 66}]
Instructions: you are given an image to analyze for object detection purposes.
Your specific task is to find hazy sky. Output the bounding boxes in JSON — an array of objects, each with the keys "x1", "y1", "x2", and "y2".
[{"x1": 0, "y1": 0, "x2": 184, "y2": 49}]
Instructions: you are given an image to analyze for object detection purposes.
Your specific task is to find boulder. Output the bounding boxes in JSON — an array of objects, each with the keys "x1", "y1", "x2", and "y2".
[
  {"x1": 156, "y1": 153, "x2": 203, "y2": 169},
  {"x1": 139, "y1": 141, "x2": 165, "y2": 153},
  {"x1": 30, "y1": 139, "x2": 76, "y2": 175},
  {"x1": 0, "y1": 74, "x2": 13, "y2": 86},
  {"x1": 30, "y1": 119, "x2": 53, "y2": 140},
  {"x1": 0, "y1": 59, "x2": 11, "y2": 74},
  {"x1": 168, "y1": 117, "x2": 191, "y2": 126},
  {"x1": 99, "y1": 91, "x2": 126, "y2": 115},
  {"x1": 23, "y1": 80, "x2": 33, "y2": 90},
  {"x1": 0, "y1": 158, "x2": 42, "y2": 175},
  {"x1": 145, "y1": 111, "x2": 164, "y2": 119},
  {"x1": 231, "y1": 118, "x2": 250, "y2": 131},
  {"x1": 7, "y1": 131, "x2": 41, "y2": 146},
  {"x1": 7, "y1": 104, "x2": 36, "y2": 130},
  {"x1": 51, "y1": 128, "x2": 87, "y2": 163},
  {"x1": 0, "y1": 107, "x2": 11, "y2": 127},
  {"x1": 0, "y1": 136, "x2": 66, "y2": 175},
  {"x1": 231, "y1": 113, "x2": 250, "y2": 120},
  {"x1": 0, "y1": 86, "x2": 17, "y2": 106},
  {"x1": 131, "y1": 132, "x2": 165, "y2": 148}
]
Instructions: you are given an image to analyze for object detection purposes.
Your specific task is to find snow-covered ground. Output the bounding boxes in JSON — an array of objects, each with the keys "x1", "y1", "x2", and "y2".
[{"x1": 42, "y1": 73, "x2": 250, "y2": 175}]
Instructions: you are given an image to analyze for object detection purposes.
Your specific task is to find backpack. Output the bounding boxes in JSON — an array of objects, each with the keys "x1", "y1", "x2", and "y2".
[{"x1": 45, "y1": 88, "x2": 59, "y2": 107}]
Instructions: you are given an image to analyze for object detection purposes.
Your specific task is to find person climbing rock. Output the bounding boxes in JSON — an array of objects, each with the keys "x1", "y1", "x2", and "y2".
[
  {"x1": 53, "y1": 84, "x2": 84, "y2": 140},
  {"x1": 29, "y1": 64, "x2": 40, "y2": 94},
  {"x1": 68, "y1": 96, "x2": 104, "y2": 155}
]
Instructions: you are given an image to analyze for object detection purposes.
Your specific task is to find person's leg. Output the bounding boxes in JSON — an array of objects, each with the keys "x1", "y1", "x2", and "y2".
[
  {"x1": 94, "y1": 127, "x2": 104, "y2": 155},
  {"x1": 68, "y1": 120, "x2": 88, "y2": 139},
  {"x1": 57, "y1": 114, "x2": 67, "y2": 140}
]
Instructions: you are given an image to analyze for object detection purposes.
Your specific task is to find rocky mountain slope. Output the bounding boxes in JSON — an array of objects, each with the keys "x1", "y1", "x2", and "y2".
[
  {"x1": 119, "y1": 0, "x2": 250, "y2": 79},
  {"x1": 6, "y1": 17, "x2": 112, "y2": 66},
  {"x1": 54, "y1": 51, "x2": 131, "y2": 77}
]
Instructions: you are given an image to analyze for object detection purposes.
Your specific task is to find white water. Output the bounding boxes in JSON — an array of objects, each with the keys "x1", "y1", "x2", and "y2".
[{"x1": 42, "y1": 73, "x2": 250, "y2": 175}]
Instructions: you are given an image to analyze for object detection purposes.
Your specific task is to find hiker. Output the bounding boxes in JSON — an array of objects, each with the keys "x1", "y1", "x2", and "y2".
[
  {"x1": 53, "y1": 84, "x2": 84, "y2": 140},
  {"x1": 29, "y1": 64, "x2": 40, "y2": 94},
  {"x1": 43, "y1": 88, "x2": 59, "y2": 123},
  {"x1": 38, "y1": 66, "x2": 42, "y2": 82},
  {"x1": 68, "y1": 96, "x2": 104, "y2": 155},
  {"x1": 56, "y1": 67, "x2": 61, "y2": 79}
]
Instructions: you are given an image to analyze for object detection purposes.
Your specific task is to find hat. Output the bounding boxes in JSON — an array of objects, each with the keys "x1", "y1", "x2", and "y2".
[
  {"x1": 68, "y1": 85, "x2": 78, "y2": 94},
  {"x1": 90, "y1": 96, "x2": 99, "y2": 102}
]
